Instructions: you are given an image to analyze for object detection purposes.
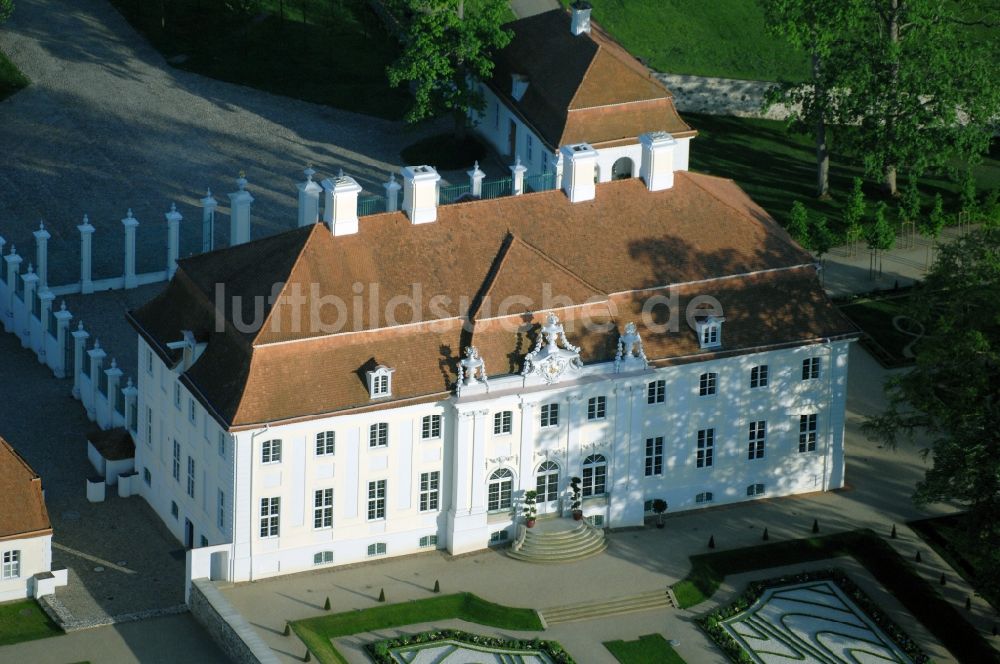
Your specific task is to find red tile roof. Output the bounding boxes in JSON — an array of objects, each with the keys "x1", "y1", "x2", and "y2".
[{"x1": 0, "y1": 437, "x2": 52, "y2": 541}]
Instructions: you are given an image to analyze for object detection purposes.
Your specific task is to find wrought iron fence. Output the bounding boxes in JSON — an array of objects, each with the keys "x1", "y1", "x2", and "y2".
[
  {"x1": 524, "y1": 171, "x2": 557, "y2": 193},
  {"x1": 115, "y1": 387, "x2": 126, "y2": 416},
  {"x1": 481, "y1": 177, "x2": 512, "y2": 200},
  {"x1": 31, "y1": 292, "x2": 40, "y2": 319},
  {"x1": 14, "y1": 273, "x2": 23, "y2": 301},
  {"x1": 439, "y1": 183, "x2": 473, "y2": 205},
  {"x1": 98, "y1": 369, "x2": 108, "y2": 396},
  {"x1": 358, "y1": 195, "x2": 387, "y2": 217},
  {"x1": 47, "y1": 309, "x2": 58, "y2": 339},
  {"x1": 64, "y1": 333, "x2": 73, "y2": 376},
  {"x1": 82, "y1": 356, "x2": 90, "y2": 378}
]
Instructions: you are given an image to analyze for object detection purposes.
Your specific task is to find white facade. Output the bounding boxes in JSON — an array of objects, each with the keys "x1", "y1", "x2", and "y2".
[
  {"x1": 0, "y1": 534, "x2": 56, "y2": 602},
  {"x1": 139, "y1": 329, "x2": 850, "y2": 582}
]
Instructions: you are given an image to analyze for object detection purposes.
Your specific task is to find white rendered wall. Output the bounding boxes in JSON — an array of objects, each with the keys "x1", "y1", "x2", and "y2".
[
  {"x1": 0, "y1": 534, "x2": 51, "y2": 602},
  {"x1": 594, "y1": 144, "x2": 643, "y2": 183}
]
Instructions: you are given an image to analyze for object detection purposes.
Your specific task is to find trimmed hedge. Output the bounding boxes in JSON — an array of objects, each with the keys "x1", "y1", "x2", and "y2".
[{"x1": 365, "y1": 628, "x2": 574, "y2": 663}]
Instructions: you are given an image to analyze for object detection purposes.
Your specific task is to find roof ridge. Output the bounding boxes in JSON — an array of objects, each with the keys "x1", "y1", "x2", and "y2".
[
  {"x1": 253, "y1": 223, "x2": 326, "y2": 344},
  {"x1": 565, "y1": 38, "x2": 601, "y2": 112},
  {"x1": 509, "y1": 234, "x2": 608, "y2": 296},
  {"x1": 0, "y1": 437, "x2": 39, "y2": 480}
]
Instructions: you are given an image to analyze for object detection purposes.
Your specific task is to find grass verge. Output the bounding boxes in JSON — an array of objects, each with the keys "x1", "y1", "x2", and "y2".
[
  {"x1": 910, "y1": 513, "x2": 999, "y2": 611},
  {"x1": 0, "y1": 598, "x2": 62, "y2": 646},
  {"x1": 604, "y1": 633, "x2": 686, "y2": 664},
  {"x1": 106, "y1": 0, "x2": 409, "y2": 119},
  {"x1": 670, "y1": 529, "x2": 999, "y2": 663},
  {"x1": 291, "y1": 592, "x2": 542, "y2": 664},
  {"x1": 0, "y1": 50, "x2": 30, "y2": 102}
]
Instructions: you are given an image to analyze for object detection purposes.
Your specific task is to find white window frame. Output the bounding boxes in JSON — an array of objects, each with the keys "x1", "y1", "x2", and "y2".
[
  {"x1": 145, "y1": 406, "x2": 153, "y2": 447},
  {"x1": 699, "y1": 372, "x2": 718, "y2": 396},
  {"x1": 367, "y1": 542, "x2": 387, "y2": 557},
  {"x1": 697, "y1": 428, "x2": 715, "y2": 468},
  {"x1": 419, "y1": 535, "x2": 438, "y2": 548},
  {"x1": 540, "y1": 403, "x2": 559, "y2": 428},
  {"x1": 748, "y1": 420, "x2": 766, "y2": 460},
  {"x1": 188, "y1": 397, "x2": 196, "y2": 424},
  {"x1": 314, "y1": 550, "x2": 334, "y2": 565},
  {"x1": 419, "y1": 471, "x2": 440, "y2": 512},
  {"x1": 217, "y1": 489, "x2": 225, "y2": 530},
  {"x1": 802, "y1": 357, "x2": 821, "y2": 380},
  {"x1": 493, "y1": 411, "x2": 512, "y2": 435},
  {"x1": 314, "y1": 488, "x2": 333, "y2": 529},
  {"x1": 217, "y1": 431, "x2": 226, "y2": 459},
  {"x1": 696, "y1": 491, "x2": 714, "y2": 504},
  {"x1": 172, "y1": 440, "x2": 180, "y2": 482},
  {"x1": 421, "y1": 415, "x2": 441, "y2": 440},
  {"x1": 261, "y1": 439, "x2": 282, "y2": 464},
  {"x1": 316, "y1": 431, "x2": 335, "y2": 456},
  {"x1": 488, "y1": 468, "x2": 514, "y2": 511},
  {"x1": 174, "y1": 382, "x2": 181, "y2": 409},
  {"x1": 750, "y1": 365, "x2": 769, "y2": 389},
  {"x1": 644, "y1": 437, "x2": 663, "y2": 476},
  {"x1": 582, "y1": 454, "x2": 607, "y2": 496},
  {"x1": 587, "y1": 396, "x2": 606, "y2": 421},
  {"x1": 2, "y1": 550, "x2": 21, "y2": 579},
  {"x1": 747, "y1": 483, "x2": 766, "y2": 497},
  {"x1": 367, "y1": 366, "x2": 394, "y2": 399},
  {"x1": 647, "y1": 380, "x2": 665, "y2": 404},
  {"x1": 259, "y1": 497, "x2": 280, "y2": 538},
  {"x1": 186, "y1": 456, "x2": 195, "y2": 498},
  {"x1": 696, "y1": 315, "x2": 725, "y2": 349},
  {"x1": 369, "y1": 423, "x2": 389, "y2": 448},
  {"x1": 799, "y1": 413, "x2": 818, "y2": 452},
  {"x1": 367, "y1": 480, "x2": 386, "y2": 520}
]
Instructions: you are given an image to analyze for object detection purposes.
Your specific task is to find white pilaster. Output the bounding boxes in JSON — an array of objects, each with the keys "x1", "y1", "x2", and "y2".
[
  {"x1": 33, "y1": 222, "x2": 50, "y2": 289},
  {"x1": 78, "y1": 216, "x2": 95, "y2": 294},
  {"x1": 122, "y1": 209, "x2": 139, "y2": 289},
  {"x1": 296, "y1": 168, "x2": 322, "y2": 228},
  {"x1": 200, "y1": 189, "x2": 218, "y2": 253},
  {"x1": 21, "y1": 266, "x2": 38, "y2": 349},
  {"x1": 510, "y1": 157, "x2": 527, "y2": 196},
  {"x1": 104, "y1": 359, "x2": 123, "y2": 429},
  {"x1": 54, "y1": 302, "x2": 73, "y2": 379},
  {"x1": 86, "y1": 340, "x2": 106, "y2": 421},
  {"x1": 37, "y1": 289, "x2": 54, "y2": 360},
  {"x1": 4, "y1": 247, "x2": 22, "y2": 332},
  {"x1": 447, "y1": 408, "x2": 490, "y2": 555},
  {"x1": 71, "y1": 322, "x2": 88, "y2": 400},
  {"x1": 165, "y1": 203, "x2": 182, "y2": 279}
]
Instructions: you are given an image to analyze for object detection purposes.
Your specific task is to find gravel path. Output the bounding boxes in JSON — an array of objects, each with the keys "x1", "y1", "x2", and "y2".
[{"x1": 0, "y1": 0, "x2": 445, "y2": 285}]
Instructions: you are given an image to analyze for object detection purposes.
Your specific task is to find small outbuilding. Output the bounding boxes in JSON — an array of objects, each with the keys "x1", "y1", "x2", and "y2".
[{"x1": 87, "y1": 428, "x2": 135, "y2": 487}]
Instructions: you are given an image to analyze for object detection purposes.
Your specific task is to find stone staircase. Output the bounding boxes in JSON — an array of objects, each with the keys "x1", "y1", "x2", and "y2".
[
  {"x1": 539, "y1": 588, "x2": 678, "y2": 626},
  {"x1": 506, "y1": 519, "x2": 607, "y2": 563}
]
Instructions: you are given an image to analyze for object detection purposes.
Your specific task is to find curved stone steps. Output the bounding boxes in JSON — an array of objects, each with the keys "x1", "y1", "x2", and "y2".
[{"x1": 507, "y1": 521, "x2": 607, "y2": 563}]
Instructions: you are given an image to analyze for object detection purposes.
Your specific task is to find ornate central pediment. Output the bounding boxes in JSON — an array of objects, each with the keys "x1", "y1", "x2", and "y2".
[{"x1": 522, "y1": 312, "x2": 583, "y2": 384}]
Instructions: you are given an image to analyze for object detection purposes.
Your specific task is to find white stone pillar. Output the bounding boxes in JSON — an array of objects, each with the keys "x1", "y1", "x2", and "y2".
[
  {"x1": 37, "y1": 289, "x2": 54, "y2": 360},
  {"x1": 518, "y1": 400, "x2": 536, "y2": 496},
  {"x1": 446, "y1": 408, "x2": 490, "y2": 555},
  {"x1": 21, "y1": 266, "x2": 38, "y2": 349},
  {"x1": 401, "y1": 165, "x2": 441, "y2": 224},
  {"x1": 321, "y1": 178, "x2": 335, "y2": 226},
  {"x1": 553, "y1": 151, "x2": 564, "y2": 188},
  {"x1": 78, "y1": 216, "x2": 95, "y2": 294},
  {"x1": 123, "y1": 377, "x2": 138, "y2": 433},
  {"x1": 469, "y1": 409, "x2": 489, "y2": 512},
  {"x1": 200, "y1": 189, "x2": 217, "y2": 254},
  {"x1": 639, "y1": 131, "x2": 676, "y2": 192},
  {"x1": 330, "y1": 172, "x2": 362, "y2": 236},
  {"x1": 122, "y1": 209, "x2": 139, "y2": 289},
  {"x1": 228, "y1": 173, "x2": 254, "y2": 246},
  {"x1": 54, "y1": 301, "x2": 73, "y2": 379},
  {"x1": 4, "y1": 246, "x2": 22, "y2": 333},
  {"x1": 86, "y1": 340, "x2": 106, "y2": 421},
  {"x1": 468, "y1": 162, "x2": 485, "y2": 197},
  {"x1": 510, "y1": 156, "x2": 527, "y2": 196},
  {"x1": 71, "y1": 322, "x2": 89, "y2": 400},
  {"x1": 0, "y1": 237, "x2": 6, "y2": 265},
  {"x1": 383, "y1": 174, "x2": 401, "y2": 213},
  {"x1": 33, "y1": 222, "x2": 50, "y2": 289},
  {"x1": 296, "y1": 168, "x2": 322, "y2": 227},
  {"x1": 104, "y1": 359, "x2": 123, "y2": 428},
  {"x1": 165, "y1": 203, "x2": 182, "y2": 279},
  {"x1": 560, "y1": 143, "x2": 598, "y2": 203}
]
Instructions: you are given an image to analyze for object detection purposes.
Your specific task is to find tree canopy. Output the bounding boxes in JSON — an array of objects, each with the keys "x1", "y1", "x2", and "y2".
[
  {"x1": 386, "y1": 0, "x2": 512, "y2": 127},
  {"x1": 864, "y1": 222, "x2": 1000, "y2": 598}
]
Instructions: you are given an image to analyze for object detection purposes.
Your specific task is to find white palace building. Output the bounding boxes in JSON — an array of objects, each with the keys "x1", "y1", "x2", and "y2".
[{"x1": 127, "y1": 5, "x2": 857, "y2": 582}]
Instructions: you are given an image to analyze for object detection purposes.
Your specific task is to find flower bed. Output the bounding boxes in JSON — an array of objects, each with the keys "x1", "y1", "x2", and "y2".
[
  {"x1": 698, "y1": 569, "x2": 929, "y2": 664},
  {"x1": 365, "y1": 628, "x2": 574, "y2": 663}
]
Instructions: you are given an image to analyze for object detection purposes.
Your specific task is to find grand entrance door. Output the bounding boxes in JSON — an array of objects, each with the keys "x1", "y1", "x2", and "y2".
[{"x1": 535, "y1": 461, "x2": 560, "y2": 515}]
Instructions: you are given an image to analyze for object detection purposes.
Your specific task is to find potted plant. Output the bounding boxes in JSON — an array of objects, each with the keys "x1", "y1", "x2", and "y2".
[
  {"x1": 652, "y1": 499, "x2": 667, "y2": 529},
  {"x1": 569, "y1": 477, "x2": 583, "y2": 520},
  {"x1": 523, "y1": 490, "x2": 538, "y2": 528}
]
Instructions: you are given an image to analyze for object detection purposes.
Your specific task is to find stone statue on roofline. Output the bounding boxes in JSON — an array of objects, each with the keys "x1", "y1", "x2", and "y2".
[
  {"x1": 457, "y1": 346, "x2": 488, "y2": 395},
  {"x1": 522, "y1": 312, "x2": 583, "y2": 384},
  {"x1": 615, "y1": 321, "x2": 648, "y2": 373}
]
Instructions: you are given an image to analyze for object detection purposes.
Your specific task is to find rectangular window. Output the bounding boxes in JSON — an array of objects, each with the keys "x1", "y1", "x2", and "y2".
[
  {"x1": 369, "y1": 423, "x2": 388, "y2": 448},
  {"x1": 200, "y1": 535, "x2": 208, "y2": 548},
  {"x1": 799, "y1": 414, "x2": 818, "y2": 452},
  {"x1": 316, "y1": 431, "x2": 335, "y2": 456},
  {"x1": 526, "y1": 134, "x2": 534, "y2": 162},
  {"x1": 493, "y1": 411, "x2": 512, "y2": 435},
  {"x1": 143, "y1": 467, "x2": 151, "y2": 486},
  {"x1": 367, "y1": 480, "x2": 386, "y2": 520},
  {"x1": 171, "y1": 501, "x2": 178, "y2": 519},
  {"x1": 314, "y1": 488, "x2": 334, "y2": 529},
  {"x1": 261, "y1": 439, "x2": 282, "y2": 463},
  {"x1": 421, "y1": 415, "x2": 441, "y2": 440},
  {"x1": 259, "y1": 497, "x2": 280, "y2": 538},
  {"x1": 748, "y1": 421, "x2": 766, "y2": 460},
  {"x1": 802, "y1": 357, "x2": 820, "y2": 380},
  {"x1": 146, "y1": 349, "x2": 154, "y2": 375},
  {"x1": 172, "y1": 440, "x2": 180, "y2": 482},
  {"x1": 367, "y1": 542, "x2": 387, "y2": 557},
  {"x1": 747, "y1": 483, "x2": 766, "y2": 497},
  {"x1": 1, "y1": 550, "x2": 20, "y2": 579},
  {"x1": 217, "y1": 490, "x2": 225, "y2": 530},
  {"x1": 314, "y1": 551, "x2": 334, "y2": 565},
  {"x1": 188, "y1": 398, "x2": 196, "y2": 424},
  {"x1": 697, "y1": 428, "x2": 715, "y2": 468},
  {"x1": 702, "y1": 325, "x2": 719, "y2": 346},
  {"x1": 644, "y1": 436, "x2": 663, "y2": 476},
  {"x1": 699, "y1": 372, "x2": 718, "y2": 396},
  {"x1": 145, "y1": 406, "x2": 153, "y2": 447},
  {"x1": 490, "y1": 530, "x2": 509, "y2": 544},
  {"x1": 587, "y1": 396, "x2": 606, "y2": 420},
  {"x1": 540, "y1": 403, "x2": 559, "y2": 427},
  {"x1": 186, "y1": 456, "x2": 195, "y2": 498},
  {"x1": 174, "y1": 382, "x2": 181, "y2": 409},
  {"x1": 419, "y1": 471, "x2": 440, "y2": 512},
  {"x1": 696, "y1": 491, "x2": 714, "y2": 503},
  {"x1": 647, "y1": 380, "x2": 665, "y2": 404},
  {"x1": 750, "y1": 365, "x2": 769, "y2": 388},
  {"x1": 419, "y1": 535, "x2": 438, "y2": 548},
  {"x1": 493, "y1": 102, "x2": 500, "y2": 129},
  {"x1": 217, "y1": 431, "x2": 226, "y2": 459},
  {"x1": 582, "y1": 458, "x2": 607, "y2": 496}
]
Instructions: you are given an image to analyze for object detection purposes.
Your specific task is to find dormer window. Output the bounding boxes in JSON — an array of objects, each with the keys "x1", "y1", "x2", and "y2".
[
  {"x1": 696, "y1": 315, "x2": 725, "y2": 349},
  {"x1": 367, "y1": 366, "x2": 394, "y2": 399},
  {"x1": 511, "y1": 73, "x2": 529, "y2": 101}
]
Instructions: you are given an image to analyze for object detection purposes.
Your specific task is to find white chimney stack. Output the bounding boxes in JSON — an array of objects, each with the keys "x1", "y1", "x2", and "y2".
[
  {"x1": 401, "y1": 165, "x2": 441, "y2": 224},
  {"x1": 560, "y1": 143, "x2": 598, "y2": 203},
  {"x1": 639, "y1": 131, "x2": 677, "y2": 192},
  {"x1": 570, "y1": 1, "x2": 592, "y2": 36},
  {"x1": 330, "y1": 170, "x2": 362, "y2": 236}
]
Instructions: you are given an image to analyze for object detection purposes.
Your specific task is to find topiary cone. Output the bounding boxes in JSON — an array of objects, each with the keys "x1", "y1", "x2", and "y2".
[
  {"x1": 915, "y1": 550, "x2": 922, "y2": 563},
  {"x1": 890, "y1": 524, "x2": 897, "y2": 539},
  {"x1": 762, "y1": 527, "x2": 769, "y2": 541},
  {"x1": 303, "y1": 650, "x2": 312, "y2": 662},
  {"x1": 812, "y1": 519, "x2": 819, "y2": 534},
  {"x1": 940, "y1": 573, "x2": 947, "y2": 586},
  {"x1": 708, "y1": 535, "x2": 715, "y2": 549},
  {"x1": 378, "y1": 588, "x2": 386, "y2": 602},
  {"x1": 433, "y1": 579, "x2": 440, "y2": 593},
  {"x1": 966, "y1": 596, "x2": 972, "y2": 611},
  {"x1": 324, "y1": 597, "x2": 331, "y2": 611},
  {"x1": 993, "y1": 623, "x2": 997, "y2": 636},
  {"x1": 283, "y1": 622, "x2": 291, "y2": 636}
]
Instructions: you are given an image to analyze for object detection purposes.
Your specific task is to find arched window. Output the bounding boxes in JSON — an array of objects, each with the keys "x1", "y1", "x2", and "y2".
[
  {"x1": 582, "y1": 454, "x2": 607, "y2": 497},
  {"x1": 535, "y1": 461, "x2": 560, "y2": 503},
  {"x1": 488, "y1": 468, "x2": 514, "y2": 511},
  {"x1": 611, "y1": 157, "x2": 634, "y2": 180}
]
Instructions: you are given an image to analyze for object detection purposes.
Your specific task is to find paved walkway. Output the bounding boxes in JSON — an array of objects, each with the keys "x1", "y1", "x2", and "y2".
[{"x1": 221, "y1": 343, "x2": 997, "y2": 663}]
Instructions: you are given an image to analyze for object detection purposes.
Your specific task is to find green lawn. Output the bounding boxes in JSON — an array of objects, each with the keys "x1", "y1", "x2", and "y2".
[
  {"x1": 688, "y1": 113, "x2": 1000, "y2": 234},
  {"x1": 604, "y1": 633, "x2": 686, "y2": 664},
  {"x1": 910, "y1": 513, "x2": 999, "y2": 611},
  {"x1": 838, "y1": 293, "x2": 919, "y2": 367},
  {"x1": 670, "y1": 529, "x2": 1000, "y2": 663},
  {"x1": 0, "y1": 49, "x2": 30, "y2": 102},
  {"x1": 560, "y1": 0, "x2": 807, "y2": 81},
  {"x1": 0, "y1": 599, "x2": 62, "y2": 647},
  {"x1": 106, "y1": 0, "x2": 409, "y2": 119},
  {"x1": 291, "y1": 592, "x2": 543, "y2": 664}
]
